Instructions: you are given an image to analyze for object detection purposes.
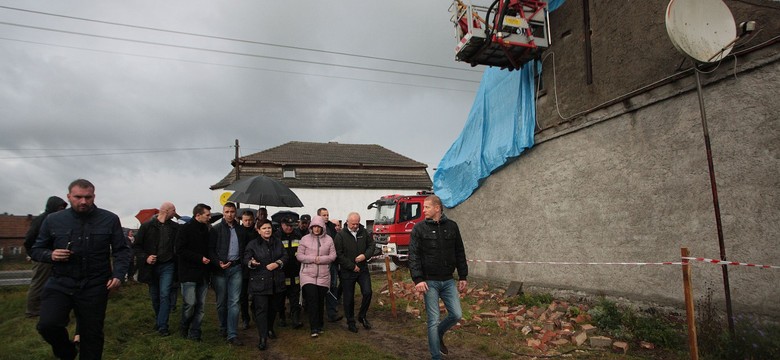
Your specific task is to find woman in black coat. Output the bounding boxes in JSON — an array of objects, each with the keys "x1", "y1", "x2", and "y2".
[{"x1": 244, "y1": 219, "x2": 288, "y2": 351}]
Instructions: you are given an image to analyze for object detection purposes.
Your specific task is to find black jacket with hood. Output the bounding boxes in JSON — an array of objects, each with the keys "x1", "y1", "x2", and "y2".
[
  {"x1": 408, "y1": 214, "x2": 468, "y2": 284},
  {"x1": 24, "y1": 196, "x2": 67, "y2": 255},
  {"x1": 31, "y1": 205, "x2": 131, "y2": 288}
]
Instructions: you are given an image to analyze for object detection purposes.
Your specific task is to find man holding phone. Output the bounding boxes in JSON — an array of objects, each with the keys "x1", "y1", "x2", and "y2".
[{"x1": 31, "y1": 179, "x2": 131, "y2": 360}]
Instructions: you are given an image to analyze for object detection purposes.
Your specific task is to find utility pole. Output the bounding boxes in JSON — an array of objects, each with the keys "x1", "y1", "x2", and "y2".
[{"x1": 234, "y1": 139, "x2": 241, "y2": 208}]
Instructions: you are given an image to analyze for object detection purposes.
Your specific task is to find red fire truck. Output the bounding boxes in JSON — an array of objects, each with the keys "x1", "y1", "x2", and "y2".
[{"x1": 367, "y1": 191, "x2": 434, "y2": 263}]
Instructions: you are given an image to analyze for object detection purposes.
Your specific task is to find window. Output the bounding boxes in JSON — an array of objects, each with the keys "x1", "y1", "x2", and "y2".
[
  {"x1": 282, "y1": 168, "x2": 296, "y2": 178},
  {"x1": 398, "y1": 202, "x2": 421, "y2": 223},
  {"x1": 10, "y1": 246, "x2": 21, "y2": 255}
]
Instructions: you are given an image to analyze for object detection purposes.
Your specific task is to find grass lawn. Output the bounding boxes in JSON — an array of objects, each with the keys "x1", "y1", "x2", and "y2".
[{"x1": 0, "y1": 271, "x2": 686, "y2": 359}]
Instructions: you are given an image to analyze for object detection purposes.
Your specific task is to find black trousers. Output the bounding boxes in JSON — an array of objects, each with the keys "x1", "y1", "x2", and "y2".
[
  {"x1": 240, "y1": 278, "x2": 251, "y2": 324},
  {"x1": 38, "y1": 279, "x2": 109, "y2": 360},
  {"x1": 280, "y1": 280, "x2": 301, "y2": 319},
  {"x1": 340, "y1": 270, "x2": 372, "y2": 324},
  {"x1": 251, "y1": 292, "x2": 283, "y2": 340},
  {"x1": 302, "y1": 284, "x2": 328, "y2": 332}
]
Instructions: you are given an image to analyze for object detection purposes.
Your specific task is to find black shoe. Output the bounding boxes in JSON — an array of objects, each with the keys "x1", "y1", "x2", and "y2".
[
  {"x1": 293, "y1": 321, "x2": 303, "y2": 329},
  {"x1": 227, "y1": 337, "x2": 244, "y2": 346},
  {"x1": 440, "y1": 337, "x2": 449, "y2": 355},
  {"x1": 219, "y1": 329, "x2": 227, "y2": 339},
  {"x1": 348, "y1": 323, "x2": 358, "y2": 333},
  {"x1": 179, "y1": 327, "x2": 188, "y2": 338},
  {"x1": 257, "y1": 338, "x2": 267, "y2": 351},
  {"x1": 158, "y1": 329, "x2": 170, "y2": 337},
  {"x1": 267, "y1": 330, "x2": 277, "y2": 339},
  {"x1": 328, "y1": 315, "x2": 343, "y2": 322},
  {"x1": 359, "y1": 317, "x2": 372, "y2": 330}
]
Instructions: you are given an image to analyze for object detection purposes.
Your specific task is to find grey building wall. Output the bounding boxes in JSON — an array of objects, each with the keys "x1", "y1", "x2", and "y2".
[{"x1": 447, "y1": 1, "x2": 780, "y2": 316}]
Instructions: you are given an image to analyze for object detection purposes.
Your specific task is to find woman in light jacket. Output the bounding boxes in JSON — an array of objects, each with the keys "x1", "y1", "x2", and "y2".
[
  {"x1": 244, "y1": 219, "x2": 287, "y2": 351},
  {"x1": 296, "y1": 215, "x2": 337, "y2": 337}
]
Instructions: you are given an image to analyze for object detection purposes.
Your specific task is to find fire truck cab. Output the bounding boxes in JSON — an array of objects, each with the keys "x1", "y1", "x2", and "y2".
[{"x1": 367, "y1": 191, "x2": 434, "y2": 263}]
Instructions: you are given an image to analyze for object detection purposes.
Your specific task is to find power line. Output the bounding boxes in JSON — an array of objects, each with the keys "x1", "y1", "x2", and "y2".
[
  {"x1": 0, "y1": 5, "x2": 483, "y2": 74},
  {"x1": 0, "y1": 36, "x2": 477, "y2": 93},
  {"x1": 0, "y1": 146, "x2": 232, "y2": 160},
  {"x1": 0, "y1": 21, "x2": 481, "y2": 84}
]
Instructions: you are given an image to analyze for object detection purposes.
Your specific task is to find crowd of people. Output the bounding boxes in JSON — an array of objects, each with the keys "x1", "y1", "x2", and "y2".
[{"x1": 25, "y1": 178, "x2": 468, "y2": 359}]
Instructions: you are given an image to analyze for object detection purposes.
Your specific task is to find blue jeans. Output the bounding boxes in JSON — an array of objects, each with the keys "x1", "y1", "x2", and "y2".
[
  {"x1": 180, "y1": 279, "x2": 208, "y2": 339},
  {"x1": 423, "y1": 279, "x2": 462, "y2": 360},
  {"x1": 148, "y1": 261, "x2": 175, "y2": 332},
  {"x1": 212, "y1": 265, "x2": 242, "y2": 340}
]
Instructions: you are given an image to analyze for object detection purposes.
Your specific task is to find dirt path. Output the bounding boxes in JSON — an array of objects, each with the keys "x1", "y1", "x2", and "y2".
[{"x1": 238, "y1": 305, "x2": 486, "y2": 359}]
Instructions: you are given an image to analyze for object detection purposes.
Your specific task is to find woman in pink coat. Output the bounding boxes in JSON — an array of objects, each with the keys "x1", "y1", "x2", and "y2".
[{"x1": 296, "y1": 215, "x2": 337, "y2": 337}]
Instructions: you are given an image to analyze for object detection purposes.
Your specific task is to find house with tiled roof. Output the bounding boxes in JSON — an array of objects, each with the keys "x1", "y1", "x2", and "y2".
[
  {"x1": 210, "y1": 141, "x2": 432, "y2": 224},
  {"x1": 0, "y1": 214, "x2": 33, "y2": 260}
]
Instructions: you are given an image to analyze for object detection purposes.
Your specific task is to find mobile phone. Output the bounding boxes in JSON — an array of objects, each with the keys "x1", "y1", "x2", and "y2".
[{"x1": 65, "y1": 241, "x2": 72, "y2": 250}]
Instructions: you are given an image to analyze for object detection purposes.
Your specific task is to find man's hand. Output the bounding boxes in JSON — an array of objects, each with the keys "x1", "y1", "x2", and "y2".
[
  {"x1": 106, "y1": 278, "x2": 121, "y2": 290},
  {"x1": 355, "y1": 254, "x2": 366, "y2": 263},
  {"x1": 219, "y1": 261, "x2": 231, "y2": 269},
  {"x1": 201, "y1": 257, "x2": 210, "y2": 265},
  {"x1": 266, "y1": 262, "x2": 279, "y2": 271},
  {"x1": 51, "y1": 249, "x2": 72, "y2": 262},
  {"x1": 146, "y1": 255, "x2": 157, "y2": 265},
  {"x1": 415, "y1": 281, "x2": 429, "y2": 293},
  {"x1": 458, "y1": 280, "x2": 468, "y2": 292}
]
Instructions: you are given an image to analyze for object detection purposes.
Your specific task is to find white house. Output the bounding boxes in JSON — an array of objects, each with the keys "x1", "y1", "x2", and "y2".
[{"x1": 210, "y1": 141, "x2": 432, "y2": 225}]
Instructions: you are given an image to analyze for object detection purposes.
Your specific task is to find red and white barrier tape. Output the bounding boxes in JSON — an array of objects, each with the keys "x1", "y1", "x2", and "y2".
[
  {"x1": 467, "y1": 259, "x2": 681, "y2": 266},
  {"x1": 682, "y1": 257, "x2": 780, "y2": 269},
  {"x1": 373, "y1": 254, "x2": 778, "y2": 269}
]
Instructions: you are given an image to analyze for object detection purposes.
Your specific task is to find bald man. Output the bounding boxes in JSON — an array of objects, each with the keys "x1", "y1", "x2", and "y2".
[{"x1": 134, "y1": 202, "x2": 180, "y2": 336}]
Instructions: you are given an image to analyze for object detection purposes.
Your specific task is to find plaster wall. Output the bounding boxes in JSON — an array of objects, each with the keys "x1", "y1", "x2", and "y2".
[{"x1": 448, "y1": 58, "x2": 780, "y2": 315}]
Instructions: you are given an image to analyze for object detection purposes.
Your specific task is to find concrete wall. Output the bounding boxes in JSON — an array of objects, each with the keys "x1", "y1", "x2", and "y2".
[{"x1": 448, "y1": 53, "x2": 780, "y2": 315}]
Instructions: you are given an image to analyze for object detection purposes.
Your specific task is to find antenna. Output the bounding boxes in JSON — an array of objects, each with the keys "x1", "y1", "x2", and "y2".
[
  {"x1": 665, "y1": 0, "x2": 736, "y2": 63},
  {"x1": 665, "y1": 0, "x2": 737, "y2": 343}
]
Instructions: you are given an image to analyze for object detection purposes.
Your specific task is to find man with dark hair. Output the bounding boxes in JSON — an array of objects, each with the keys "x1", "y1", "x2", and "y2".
[
  {"x1": 176, "y1": 203, "x2": 212, "y2": 341},
  {"x1": 24, "y1": 196, "x2": 67, "y2": 317},
  {"x1": 276, "y1": 216, "x2": 303, "y2": 328},
  {"x1": 134, "y1": 202, "x2": 180, "y2": 336},
  {"x1": 319, "y1": 207, "x2": 342, "y2": 322},
  {"x1": 257, "y1": 207, "x2": 268, "y2": 222},
  {"x1": 409, "y1": 195, "x2": 468, "y2": 359},
  {"x1": 32, "y1": 179, "x2": 130, "y2": 360},
  {"x1": 296, "y1": 214, "x2": 311, "y2": 237},
  {"x1": 209, "y1": 202, "x2": 246, "y2": 346},
  {"x1": 239, "y1": 210, "x2": 257, "y2": 330},
  {"x1": 334, "y1": 212, "x2": 374, "y2": 333}
]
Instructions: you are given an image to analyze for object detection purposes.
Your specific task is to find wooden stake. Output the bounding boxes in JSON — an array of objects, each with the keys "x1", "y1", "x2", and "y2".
[
  {"x1": 385, "y1": 256, "x2": 397, "y2": 318},
  {"x1": 681, "y1": 247, "x2": 699, "y2": 360}
]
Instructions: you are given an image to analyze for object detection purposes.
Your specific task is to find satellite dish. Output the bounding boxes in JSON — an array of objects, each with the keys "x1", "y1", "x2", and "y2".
[{"x1": 665, "y1": 0, "x2": 736, "y2": 63}]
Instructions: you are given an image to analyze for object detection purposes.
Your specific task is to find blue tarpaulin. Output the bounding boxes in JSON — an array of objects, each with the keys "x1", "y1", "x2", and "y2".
[{"x1": 433, "y1": 0, "x2": 565, "y2": 208}]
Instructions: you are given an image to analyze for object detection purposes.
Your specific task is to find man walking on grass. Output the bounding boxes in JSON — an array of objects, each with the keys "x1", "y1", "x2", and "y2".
[
  {"x1": 409, "y1": 195, "x2": 468, "y2": 360},
  {"x1": 32, "y1": 179, "x2": 130, "y2": 360}
]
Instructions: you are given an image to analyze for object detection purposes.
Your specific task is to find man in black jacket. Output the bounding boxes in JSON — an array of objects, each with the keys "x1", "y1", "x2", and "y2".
[
  {"x1": 24, "y1": 196, "x2": 67, "y2": 317},
  {"x1": 409, "y1": 195, "x2": 468, "y2": 360},
  {"x1": 176, "y1": 203, "x2": 212, "y2": 341},
  {"x1": 134, "y1": 201, "x2": 179, "y2": 336},
  {"x1": 209, "y1": 202, "x2": 246, "y2": 346},
  {"x1": 31, "y1": 179, "x2": 130, "y2": 360},
  {"x1": 334, "y1": 212, "x2": 374, "y2": 333}
]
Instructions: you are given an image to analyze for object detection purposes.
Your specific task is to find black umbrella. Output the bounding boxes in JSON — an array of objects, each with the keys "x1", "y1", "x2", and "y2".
[
  {"x1": 271, "y1": 210, "x2": 299, "y2": 224},
  {"x1": 225, "y1": 175, "x2": 304, "y2": 207}
]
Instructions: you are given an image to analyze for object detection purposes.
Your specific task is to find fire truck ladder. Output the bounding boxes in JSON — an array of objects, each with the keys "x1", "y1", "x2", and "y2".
[{"x1": 450, "y1": 0, "x2": 551, "y2": 70}]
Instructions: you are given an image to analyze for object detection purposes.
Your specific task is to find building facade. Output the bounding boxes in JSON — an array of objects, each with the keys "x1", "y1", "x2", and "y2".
[
  {"x1": 447, "y1": 0, "x2": 780, "y2": 315},
  {"x1": 0, "y1": 214, "x2": 33, "y2": 261}
]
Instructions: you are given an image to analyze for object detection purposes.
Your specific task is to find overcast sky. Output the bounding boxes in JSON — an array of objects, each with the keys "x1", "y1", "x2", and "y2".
[{"x1": 0, "y1": 1, "x2": 484, "y2": 227}]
